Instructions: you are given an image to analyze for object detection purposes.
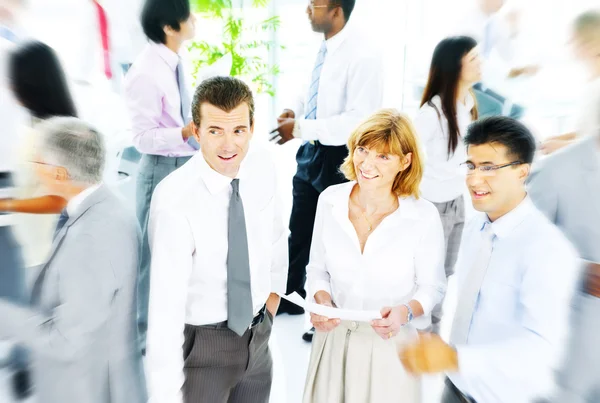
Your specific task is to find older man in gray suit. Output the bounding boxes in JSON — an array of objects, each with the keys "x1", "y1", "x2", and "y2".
[
  {"x1": 0, "y1": 117, "x2": 147, "y2": 403},
  {"x1": 528, "y1": 122, "x2": 600, "y2": 402}
]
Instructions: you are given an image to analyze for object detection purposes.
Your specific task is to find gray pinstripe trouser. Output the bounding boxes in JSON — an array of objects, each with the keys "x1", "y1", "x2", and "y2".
[
  {"x1": 431, "y1": 196, "x2": 465, "y2": 334},
  {"x1": 182, "y1": 312, "x2": 274, "y2": 403}
]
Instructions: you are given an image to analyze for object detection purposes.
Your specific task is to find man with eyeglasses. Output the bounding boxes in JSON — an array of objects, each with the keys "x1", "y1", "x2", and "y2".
[
  {"x1": 270, "y1": 0, "x2": 384, "y2": 342},
  {"x1": 400, "y1": 116, "x2": 580, "y2": 403}
]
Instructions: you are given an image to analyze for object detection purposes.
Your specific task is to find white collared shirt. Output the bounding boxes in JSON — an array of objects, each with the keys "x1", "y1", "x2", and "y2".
[
  {"x1": 66, "y1": 183, "x2": 102, "y2": 217},
  {"x1": 292, "y1": 24, "x2": 384, "y2": 146},
  {"x1": 449, "y1": 197, "x2": 580, "y2": 403},
  {"x1": 145, "y1": 145, "x2": 288, "y2": 403},
  {"x1": 305, "y1": 182, "x2": 446, "y2": 329},
  {"x1": 413, "y1": 94, "x2": 475, "y2": 203}
]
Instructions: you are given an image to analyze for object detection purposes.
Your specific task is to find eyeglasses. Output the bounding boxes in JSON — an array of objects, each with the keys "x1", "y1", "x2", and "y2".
[
  {"x1": 308, "y1": 1, "x2": 330, "y2": 10},
  {"x1": 460, "y1": 161, "x2": 523, "y2": 177}
]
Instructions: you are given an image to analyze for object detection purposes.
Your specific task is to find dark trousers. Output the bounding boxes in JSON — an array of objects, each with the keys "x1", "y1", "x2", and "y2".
[
  {"x1": 286, "y1": 142, "x2": 348, "y2": 298},
  {"x1": 182, "y1": 312, "x2": 274, "y2": 403},
  {"x1": 442, "y1": 378, "x2": 477, "y2": 403},
  {"x1": 135, "y1": 154, "x2": 192, "y2": 353}
]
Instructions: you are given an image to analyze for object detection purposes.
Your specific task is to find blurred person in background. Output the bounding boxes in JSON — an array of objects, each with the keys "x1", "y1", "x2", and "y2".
[
  {"x1": 528, "y1": 81, "x2": 600, "y2": 402},
  {"x1": 270, "y1": 0, "x2": 384, "y2": 343},
  {"x1": 0, "y1": 41, "x2": 77, "y2": 269},
  {"x1": 454, "y1": 0, "x2": 533, "y2": 119},
  {"x1": 303, "y1": 110, "x2": 446, "y2": 403},
  {"x1": 0, "y1": 0, "x2": 30, "y2": 399},
  {"x1": 540, "y1": 9, "x2": 600, "y2": 155},
  {"x1": 400, "y1": 117, "x2": 580, "y2": 403},
  {"x1": 0, "y1": 117, "x2": 147, "y2": 403},
  {"x1": 413, "y1": 36, "x2": 480, "y2": 334},
  {"x1": 124, "y1": 0, "x2": 197, "y2": 354}
]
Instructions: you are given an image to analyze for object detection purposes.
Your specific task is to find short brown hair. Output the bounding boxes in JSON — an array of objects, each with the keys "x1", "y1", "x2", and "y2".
[
  {"x1": 573, "y1": 9, "x2": 600, "y2": 45},
  {"x1": 191, "y1": 76, "x2": 255, "y2": 127},
  {"x1": 340, "y1": 109, "x2": 424, "y2": 198}
]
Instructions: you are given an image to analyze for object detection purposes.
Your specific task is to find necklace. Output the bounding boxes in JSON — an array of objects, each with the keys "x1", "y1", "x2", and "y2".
[{"x1": 356, "y1": 199, "x2": 398, "y2": 233}]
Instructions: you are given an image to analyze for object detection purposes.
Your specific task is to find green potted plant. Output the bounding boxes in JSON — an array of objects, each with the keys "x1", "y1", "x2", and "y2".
[{"x1": 189, "y1": 0, "x2": 282, "y2": 96}]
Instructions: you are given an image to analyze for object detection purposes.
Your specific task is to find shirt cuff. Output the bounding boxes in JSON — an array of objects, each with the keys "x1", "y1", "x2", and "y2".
[
  {"x1": 411, "y1": 290, "x2": 437, "y2": 317},
  {"x1": 292, "y1": 119, "x2": 302, "y2": 139},
  {"x1": 295, "y1": 119, "x2": 319, "y2": 142},
  {"x1": 270, "y1": 271, "x2": 287, "y2": 295},
  {"x1": 306, "y1": 280, "x2": 332, "y2": 303},
  {"x1": 164, "y1": 127, "x2": 188, "y2": 149}
]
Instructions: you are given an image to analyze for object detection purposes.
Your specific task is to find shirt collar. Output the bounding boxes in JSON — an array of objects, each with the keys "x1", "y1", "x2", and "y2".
[
  {"x1": 324, "y1": 23, "x2": 352, "y2": 55},
  {"x1": 196, "y1": 150, "x2": 250, "y2": 195},
  {"x1": 66, "y1": 183, "x2": 102, "y2": 217},
  {"x1": 477, "y1": 196, "x2": 534, "y2": 239},
  {"x1": 150, "y1": 42, "x2": 179, "y2": 71}
]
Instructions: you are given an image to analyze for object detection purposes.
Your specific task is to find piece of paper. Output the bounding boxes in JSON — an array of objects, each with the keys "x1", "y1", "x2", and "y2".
[{"x1": 279, "y1": 292, "x2": 382, "y2": 322}]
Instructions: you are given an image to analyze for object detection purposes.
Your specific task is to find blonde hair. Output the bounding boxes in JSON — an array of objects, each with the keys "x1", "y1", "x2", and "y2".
[{"x1": 340, "y1": 109, "x2": 424, "y2": 198}]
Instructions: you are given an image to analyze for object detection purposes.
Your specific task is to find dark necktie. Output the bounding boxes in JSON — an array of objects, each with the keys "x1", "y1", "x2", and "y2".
[
  {"x1": 226, "y1": 179, "x2": 254, "y2": 336},
  {"x1": 53, "y1": 209, "x2": 69, "y2": 240}
]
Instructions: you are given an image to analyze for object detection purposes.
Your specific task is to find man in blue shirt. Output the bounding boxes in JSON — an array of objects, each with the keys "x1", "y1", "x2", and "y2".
[{"x1": 400, "y1": 116, "x2": 580, "y2": 403}]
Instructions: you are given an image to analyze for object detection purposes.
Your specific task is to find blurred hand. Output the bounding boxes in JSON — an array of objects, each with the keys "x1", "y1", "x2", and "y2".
[
  {"x1": 310, "y1": 291, "x2": 341, "y2": 332},
  {"x1": 182, "y1": 121, "x2": 195, "y2": 141},
  {"x1": 371, "y1": 305, "x2": 408, "y2": 340},
  {"x1": 508, "y1": 65, "x2": 540, "y2": 79},
  {"x1": 584, "y1": 262, "x2": 600, "y2": 298},
  {"x1": 278, "y1": 109, "x2": 295, "y2": 120},
  {"x1": 540, "y1": 139, "x2": 572, "y2": 155},
  {"x1": 399, "y1": 333, "x2": 458, "y2": 375}
]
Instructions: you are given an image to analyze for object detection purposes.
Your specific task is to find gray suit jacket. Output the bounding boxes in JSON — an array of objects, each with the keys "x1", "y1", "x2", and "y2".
[
  {"x1": 528, "y1": 136, "x2": 600, "y2": 403},
  {"x1": 0, "y1": 185, "x2": 147, "y2": 403},
  {"x1": 528, "y1": 136, "x2": 600, "y2": 263}
]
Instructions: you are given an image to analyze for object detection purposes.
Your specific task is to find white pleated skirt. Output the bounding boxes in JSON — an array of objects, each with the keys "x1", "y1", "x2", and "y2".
[{"x1": 303, "y1": 320, "x2": 421, "y2": 403}]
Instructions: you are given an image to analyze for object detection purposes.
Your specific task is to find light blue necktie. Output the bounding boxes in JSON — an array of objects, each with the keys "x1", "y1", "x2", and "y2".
[
  {"x1": 0, "y1": 26, "x2": 17, "y2": 43},
  {"x1": 482, "y1": 20, "x2": 493, "y2": 58},
  {"x1": 176, "y1": 60, "x2": 200, "y2": 150},
  {"x1": 305, "y1": 41, "x2": 328, "y2": 120}
]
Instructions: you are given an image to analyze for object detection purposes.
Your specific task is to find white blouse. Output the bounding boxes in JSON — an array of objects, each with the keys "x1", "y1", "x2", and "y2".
[
  {"x1": 305, "y1": 182, "x2": 447, "y2": 329},
  {"x1": 413, "y1": 94, "x2": 475, "y2": 203}
]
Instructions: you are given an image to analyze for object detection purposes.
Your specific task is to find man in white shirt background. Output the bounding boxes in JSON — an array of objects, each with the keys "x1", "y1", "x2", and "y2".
[
  {"x1": 145, "y1": 76, "x2": 288, "y2": 403},
  {"x1": 270, "y1": 0, "x2": 383, "y2": 342},
  {"x1": 453, "y1": 0, "x2": 537, "y2": 119},
  {"x1": 400, "y1": 116, "x2": 580, "y2": 403}
]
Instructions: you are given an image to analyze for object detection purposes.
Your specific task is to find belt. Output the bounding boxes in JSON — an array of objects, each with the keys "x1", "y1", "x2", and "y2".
[
  {"x1": 445, "y1": 378, "x2": 476, "y2": 403},
  {"x1": 199, "y1": 305, "x2": 267, "y2": 331}
]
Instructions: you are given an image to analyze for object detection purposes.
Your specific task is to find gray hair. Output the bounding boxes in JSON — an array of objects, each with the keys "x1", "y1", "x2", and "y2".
[{"x1": 39, "y1": 117, "x2": 106, "y2": 185}]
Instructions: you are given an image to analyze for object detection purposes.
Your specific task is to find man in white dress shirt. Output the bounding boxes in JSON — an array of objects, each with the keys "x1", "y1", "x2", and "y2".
[
  {"x1": 145, "y1": 76, "x2": 288, "y2": 403},
  {"x1": 270, "y1": 0, "x2": 383, "y2": 341},
  {"x1": 401, "y1": 116, "x2": 580, "y2": 403}
]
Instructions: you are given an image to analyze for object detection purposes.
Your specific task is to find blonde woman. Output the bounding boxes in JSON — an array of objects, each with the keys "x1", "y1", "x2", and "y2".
[{"x1": 303, "y1": 109, "x2": 447, "y2": 403}]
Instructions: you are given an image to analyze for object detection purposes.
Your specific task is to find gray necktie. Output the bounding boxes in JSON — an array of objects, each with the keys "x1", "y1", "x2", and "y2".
[
  {"x1": 227, "y1": 179, "x2": 254, "y2": 336},
  {"x1": 450, "y1": 222, "x2": 495, "y2": 345},
  {"x1": 176, "y1": 60, "x2": 200, "y2": 150}
]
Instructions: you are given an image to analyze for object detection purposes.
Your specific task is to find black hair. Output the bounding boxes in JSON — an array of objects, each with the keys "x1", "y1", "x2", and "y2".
[
  {"x1": 330, "y1": 0, "x2": 356, "y2": 22},
  {"x1": 421, "y1": 36, "x2": 479, "y2": 157},
  {"x1": 464, "y1": 116, "x2": 536, "y2": 164},
  {"x1": 141, "y1": 0, "x2": 191, "y2": 44},
  {"x1": 8, "y1": 41, "x2": 77, "y2": 120}
]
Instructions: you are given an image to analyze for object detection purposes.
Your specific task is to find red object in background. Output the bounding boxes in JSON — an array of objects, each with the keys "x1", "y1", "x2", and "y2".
[{"x1": 93, "y1": 0, "x2": 112, "y2": 79}]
